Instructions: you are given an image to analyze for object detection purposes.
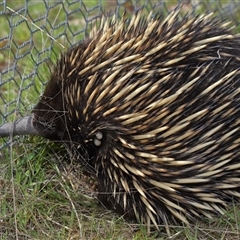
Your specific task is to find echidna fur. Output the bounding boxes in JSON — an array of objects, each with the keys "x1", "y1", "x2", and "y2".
[{"x1": 3, "y1": 9, "x2": 240, "y2": 233}]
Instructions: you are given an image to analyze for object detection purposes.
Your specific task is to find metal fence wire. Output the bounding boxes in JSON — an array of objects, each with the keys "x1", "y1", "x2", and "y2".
[{"x1": 1, "y1": 0, "x2": 240, "y2": 149}]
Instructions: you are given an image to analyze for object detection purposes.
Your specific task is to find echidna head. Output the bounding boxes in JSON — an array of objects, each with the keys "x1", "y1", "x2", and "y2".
[
  {"x1": 32, "y1": 40, "x2": 126, "y2": 160},
  {"x1": 32, "y1": 73, "x2": 64, "y2": 140}
]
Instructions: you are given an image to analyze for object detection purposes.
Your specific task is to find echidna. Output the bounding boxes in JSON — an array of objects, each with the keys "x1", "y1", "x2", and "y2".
[{"x1": 1, "y1": 9, "x2": 240, "y2": 233}]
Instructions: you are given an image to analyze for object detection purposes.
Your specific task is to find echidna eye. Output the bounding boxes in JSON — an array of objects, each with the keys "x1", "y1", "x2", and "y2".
[
  {"x1": 96, "y1": 131, "x2": 103, "y2": 140},
  {"x1": 94, "y1": 131, "x2": 103, "y2": 147}
]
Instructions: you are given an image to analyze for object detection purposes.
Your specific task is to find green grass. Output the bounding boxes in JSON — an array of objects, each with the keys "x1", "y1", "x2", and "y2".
[{"x1": 1, "y1": 0, "x2": 240, "y2": 239}]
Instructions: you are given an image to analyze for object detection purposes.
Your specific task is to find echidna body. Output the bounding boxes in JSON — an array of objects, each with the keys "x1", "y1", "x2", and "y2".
[{"x1": 2, "y1": 10, "x2": 240, "y2": 232}]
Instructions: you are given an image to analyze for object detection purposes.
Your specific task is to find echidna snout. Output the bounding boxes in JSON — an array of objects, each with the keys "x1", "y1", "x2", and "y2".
[{"x1": 1, "y1": 10, "x2": 240, "y2": 233}]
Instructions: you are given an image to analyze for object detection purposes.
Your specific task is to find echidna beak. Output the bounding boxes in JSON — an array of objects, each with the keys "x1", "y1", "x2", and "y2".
[{"x1": 0, "y1": 114, "x2": 40, "y2": 138}]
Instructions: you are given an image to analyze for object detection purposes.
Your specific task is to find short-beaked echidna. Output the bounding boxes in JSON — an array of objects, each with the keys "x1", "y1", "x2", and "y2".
[{"x1": 2, "y1": 9, "x2": 240, "y2": 233}]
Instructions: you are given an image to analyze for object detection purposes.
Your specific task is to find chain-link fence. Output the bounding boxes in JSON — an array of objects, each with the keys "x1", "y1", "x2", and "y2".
[{"x1": 1, "y1": 0, "x2": 240, "y2": 239}]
